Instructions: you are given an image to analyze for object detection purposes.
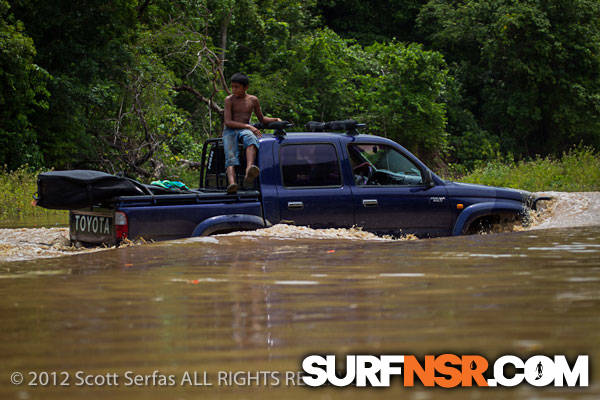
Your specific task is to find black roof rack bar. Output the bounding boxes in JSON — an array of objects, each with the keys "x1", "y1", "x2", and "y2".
[
  {"x1": 305, "y1": 119, "x2": 366, "y2": 135},
  {"x1": 252, "y1": 121, "x2": 293, "y2": 137}
]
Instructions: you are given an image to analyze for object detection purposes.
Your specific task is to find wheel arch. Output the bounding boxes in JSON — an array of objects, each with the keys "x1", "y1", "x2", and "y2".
[
  {"x1": 452, "y1": 201, "x2": 527, "y2": 236},
  {"x1": 192, "y1": 214, "x2": 270, "y2": 236}
]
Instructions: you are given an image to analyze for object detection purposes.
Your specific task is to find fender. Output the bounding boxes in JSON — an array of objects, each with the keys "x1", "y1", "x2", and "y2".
[
  {"x1": 192, "y1": 214, "x2": 270, "y2": 236},
  {"x1": 452, "y1": 201, "x2": 527, "y2": 236}
]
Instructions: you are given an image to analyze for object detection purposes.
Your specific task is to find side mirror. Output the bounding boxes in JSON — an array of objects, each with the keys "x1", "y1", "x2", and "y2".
[{"x1": 424, "y1": 170, "x2": 435, "y2": 188}]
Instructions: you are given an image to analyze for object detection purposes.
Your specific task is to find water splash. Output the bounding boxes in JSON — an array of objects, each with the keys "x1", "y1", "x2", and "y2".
[
  {"x1": 0, "y1": 227, "x2": 107, "y2": 262},
  {"x1": 529, "y1": 192, "x2": 600, "y2": 230},
  {"x1": 218, "y1": 224, "x2": 416, "y2": 241}
]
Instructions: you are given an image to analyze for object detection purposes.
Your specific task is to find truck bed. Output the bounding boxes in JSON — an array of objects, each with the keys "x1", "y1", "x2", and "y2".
[{"x1": 70, "y1": 189, "x2": 263, "y2": 244}]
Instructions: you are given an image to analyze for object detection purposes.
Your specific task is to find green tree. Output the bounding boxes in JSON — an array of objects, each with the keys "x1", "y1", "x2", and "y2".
[
  {"x1": 355, "y1": 42, "x2": 450, "y2": 161},
  {"x1": 418, "y1": 0, "x2": 600, "y2": 158},
  {"x1": 250, "y1": 29, "x2": 361, "y2": 123},
  {"x1": 89, "y1": 38, "x2": 194, "y2": 177},
  {"x1": 0, "y1": 0, "x2": 49, "y2": 169},
  {"x1": 10, "y1": 0, "x2": 138, "y2": 168},
  {"x1": 252, "y1": 30, "x2": 451, "y2": 163},
  {"x1": 318, "y1": 0, "x2": 428, "y2": 44},
  {"x1": 211, "y1": 0, "x2": 319, "y2": 74}
]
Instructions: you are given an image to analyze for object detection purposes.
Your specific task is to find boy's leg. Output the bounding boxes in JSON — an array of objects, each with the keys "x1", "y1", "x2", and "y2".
[
  {"x1": 245, "y1": 145, "x2": 257, "y2": 174},
  {"x1": 244, "y1": 145, "x2": 259, "y2": 186},
  {"x1": 239, "y1": 130, "x2": 260, "y2": 186},
  {"x1": 222, "y1": 129, "x2": 240, "y2": 193},
  {"x1": 226, "y1": 166, "x2": 236, "y2": 186}
]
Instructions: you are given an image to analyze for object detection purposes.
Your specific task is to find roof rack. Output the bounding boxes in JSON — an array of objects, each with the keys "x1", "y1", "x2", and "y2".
[
  {"x1": 305, "y1": 119, "x2": 366, "y2": 136},
  {"x1": 252, "y1": 121, "x2": 293, "y2": 137}
]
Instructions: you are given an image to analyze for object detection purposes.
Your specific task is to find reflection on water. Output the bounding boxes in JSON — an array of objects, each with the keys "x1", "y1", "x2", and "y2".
[
  {"x1": 1, "y1": 226, "x2": 599, "y2": 399},
  {"x1": 0, "y1": 213, "x2": 68, "y2": 229}
]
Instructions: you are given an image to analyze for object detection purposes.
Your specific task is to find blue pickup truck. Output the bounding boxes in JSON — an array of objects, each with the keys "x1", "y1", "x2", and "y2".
[{"x1": 64, "y1": 121, "x2": 546, "y2": 245}]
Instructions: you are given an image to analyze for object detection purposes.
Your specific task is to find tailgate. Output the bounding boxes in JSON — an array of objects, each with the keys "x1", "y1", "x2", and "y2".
[{"x1": 70, "y1": 210, "x2": 115, "y2": 245}]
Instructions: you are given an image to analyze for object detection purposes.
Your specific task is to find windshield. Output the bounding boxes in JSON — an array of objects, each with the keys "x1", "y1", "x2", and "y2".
[{"x1": 349, "y1": 144, "x2": 423, "y2": 186}]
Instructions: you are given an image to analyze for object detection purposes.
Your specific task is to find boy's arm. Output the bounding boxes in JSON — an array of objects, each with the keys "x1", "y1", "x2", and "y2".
[
  {"x1": 224, "y1": 96, "x2": 261, "y2": 136},
  {"x1": 253, "y1": 97, "x2": 281, "y2": 125}
]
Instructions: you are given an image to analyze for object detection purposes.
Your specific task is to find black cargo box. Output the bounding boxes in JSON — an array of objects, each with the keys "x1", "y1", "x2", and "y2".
[{"x1": 36, "y1": 170, "x2": 148, "y2": 210}]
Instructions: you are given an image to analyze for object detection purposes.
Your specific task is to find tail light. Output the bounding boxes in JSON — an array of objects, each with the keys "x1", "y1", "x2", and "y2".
[{"x1": 115, "y1": 211, "x2": 129, "y2": 240}]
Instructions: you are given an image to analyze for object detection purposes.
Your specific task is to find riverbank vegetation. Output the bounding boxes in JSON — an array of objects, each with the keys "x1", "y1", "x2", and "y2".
[
  {"x1": 0, "y1": 167, "x2": 66, "y2": 221},
  {"x1": 456, "y1": 147, "x2": 600, "y2": 192},
  {"x1": 1, "y1": 0, "x2": 599, "y2": 183}
]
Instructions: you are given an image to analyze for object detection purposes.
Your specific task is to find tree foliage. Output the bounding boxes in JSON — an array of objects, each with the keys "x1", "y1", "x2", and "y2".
[
  {"x1": 250, "y1": 30, "x2": 451, "y2": 162},
  {"x1": 0, "y1": 0, "x2": 49, "y2": 169},
  {"x1": 318, "y1": 0, "x2": 427, "y2": 44},
  {"x1": 1, "y1": 0, "x2": 599, "y2": 176},
  {"x1": 355, "y1": 42, "x2": 449, "y2": 160},
  {"x1": 418, "y1": 0, "x2": 600, "y2": 158}
]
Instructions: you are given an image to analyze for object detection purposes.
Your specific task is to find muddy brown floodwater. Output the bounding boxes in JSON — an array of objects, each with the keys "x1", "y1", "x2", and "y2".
[{"x1": 1, "y1": 218, "x2": 599, "y2": 399}]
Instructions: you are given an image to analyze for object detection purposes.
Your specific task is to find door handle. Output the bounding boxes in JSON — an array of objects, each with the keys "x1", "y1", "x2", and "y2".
[
  {"x1": 287, "y1": 201, "x2": 304, "y2": 210},
  {"x1": 362, "y1": 199, "x2": 378, "y2": 207}
]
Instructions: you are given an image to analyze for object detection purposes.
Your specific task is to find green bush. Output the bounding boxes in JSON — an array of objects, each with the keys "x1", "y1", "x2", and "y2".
[
  {"x1": 0, "y1": 166, "x2": 67, "y2": 221},
  {"x1": 457, "y1": 146, "x2": 600, "y2": 192}
]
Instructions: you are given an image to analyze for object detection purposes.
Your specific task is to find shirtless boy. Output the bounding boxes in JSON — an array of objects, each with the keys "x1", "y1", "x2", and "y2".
[{"x1": 223, "y1": 73, "x2": 280, "y2": 194}]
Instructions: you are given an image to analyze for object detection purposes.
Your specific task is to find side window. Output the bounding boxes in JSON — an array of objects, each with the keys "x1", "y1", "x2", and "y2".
[
  {"x1": 348, "y1": 144, "x2": 423, "y2": 186},
  {"x1": 280, "y1": 144, "x2": 341, "y2": 187}
]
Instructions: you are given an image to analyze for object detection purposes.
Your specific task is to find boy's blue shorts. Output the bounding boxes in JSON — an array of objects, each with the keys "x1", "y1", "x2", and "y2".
[{"x1": 223, "y1": 128, "x2": 260, "y2": 168}]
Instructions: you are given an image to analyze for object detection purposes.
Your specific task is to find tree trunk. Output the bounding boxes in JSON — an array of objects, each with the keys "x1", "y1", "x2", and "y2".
[{"x1": 219, "y1": 11, "x2": 232, "y2": 71}]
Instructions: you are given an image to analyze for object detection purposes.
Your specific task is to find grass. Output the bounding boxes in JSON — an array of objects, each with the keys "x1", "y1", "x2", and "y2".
[
  {"x1": 455, "y1": 147, "x2": 600, "y2": 192},
  {"x1": 0, "y1": 166, "x2": 67, "y2": 223}
]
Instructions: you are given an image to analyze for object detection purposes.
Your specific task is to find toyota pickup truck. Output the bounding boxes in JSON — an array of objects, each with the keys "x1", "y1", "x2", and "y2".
[{"x1": 54, "y1": 121, "x2": 546, "y2": 245}]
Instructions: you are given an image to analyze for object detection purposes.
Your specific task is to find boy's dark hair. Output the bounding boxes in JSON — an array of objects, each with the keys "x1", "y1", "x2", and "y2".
[{"x1": 230, "y1": 72, "x2": 249, "y2": 87}]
